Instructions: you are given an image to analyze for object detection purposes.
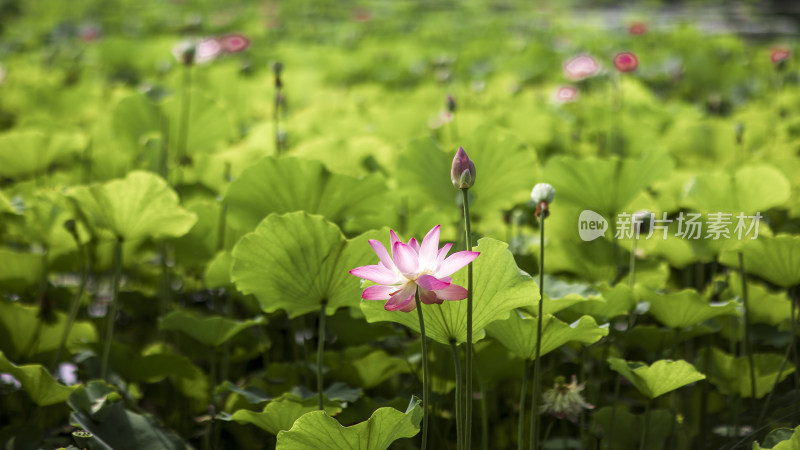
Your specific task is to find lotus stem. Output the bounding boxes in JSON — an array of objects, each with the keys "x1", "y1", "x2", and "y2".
[
  {"x1": 101, "y1": 237, "x2": 123, "y2": 381},
  {"x1": 519, "y1": 360, "x2": 530, "y2": 450},
  {"x1": 530, "y1": 214, "x2": 545, "y2": 450},
  {"x1": 415, "y1": 291, "x2": 429, "y2": 450},
  {"x1": 317, "y1": 300, "x2": 327, "y2": 411},
  {"x1": 51, "y1": 225, "x2": 88, "y2": 372},
  {"x1": 738, "y1": 253, "x2": 757, "y2": 402},
  {"x1": 461, "y1": 188, "x2": 474, "y2": 450},
  {"x1": 639, "y1": 398, "x2": 651, "y2": 450},
  {"x1": 450, "y1": 339, "x2": 463, "y2": 450}
]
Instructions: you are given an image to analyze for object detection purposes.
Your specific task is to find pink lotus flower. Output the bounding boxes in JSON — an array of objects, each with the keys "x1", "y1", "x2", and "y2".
[
  {"x1": 628, "y1": 22, "x2": 647, "y2": 35},
  {"x1": 172, "y1": 38, "x2": 222, "y2": 65},
  {"x1": 220, "y1": 34, "x2": 250, "y2": 53},
  {"x1": 350, "y1": 225, "x2": 479, "y2": 312},
  {"x1": 613, "y1": 52, "x2": 639, "y2": 72},
  {"x1": 771, "y1": 47, "x2": 791, "y2": 65},
  {"x1": 554, "y1": 85, "x2": 578, "y2": 103},
  {"x1": 563, "y1": 54, "x2": 600, "y2": 81}
]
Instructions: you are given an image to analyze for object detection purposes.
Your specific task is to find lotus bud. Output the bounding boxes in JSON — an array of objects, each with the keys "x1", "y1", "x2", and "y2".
[
  {"x1": 531, "y1": 183, "x2": 555, "y2": 219},
  {"x1": 531, "y1": 183, "x2": 555, "y2": 205},
  {"x1": 451, "y1": 147, "x2": 476, "y2": 190}
]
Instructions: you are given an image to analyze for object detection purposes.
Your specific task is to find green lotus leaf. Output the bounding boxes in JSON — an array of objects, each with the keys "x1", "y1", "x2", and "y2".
[
  {"x1": 753, "y1": 425, "x2": 800, "y2": 450},
  {"x1": 682, "y1": 165, "x2": 790, "y2": 214},
  {"x1": 0, "y1": 129, "x2": 86, "y2": 178},
  {"x1": 0, "y1": 248, "x2": 45, "y2": 291},
  {"x1": 276, "y1": 397, "x2": 422, "y2": 449},
  {"x1": 487, "y1": 312, "x2": 608, "y2": 361},
  {"x1": 696, "y1": 347, "x2": 795, "y2": 399},
  {"x1": 225, "y1": 393, "x2": 343, "y2": 435},
  {"x1": 566, "y1": 283, "x2": 637, "y2": 322},
  {"x1": 67, "y1": 171, "x2": 197, "y2": 241},
  {"x1": 607, "y1": 358, "x2": 706, "y2": 399},
  {"x1": 0, "y1": 300, "x2": 97, "y2": 360},
  {"x1": 111, "y1": 93, "x2": 162, "y2": 152},
  {"x1": 360, "y1": 238, "x2": 537, "y2": 345},
  {"x1": 642, "y1": 289, "x2": 739, "y2": 329},
  {"x1": 324, "y1": 346, "x2": 410, "y2": 389},
  {"x1": 231, "y1": 212, "x2": 384, "y2": 318},
  {"x1": 543, "y1": 152, "x2": 674, "y2": 217},
  {"x1": 727, "y1": 272, "x2": 792, "y2": 326},
  {"x1": 719, "y1": 235, "x2": 800, "y2": 288},
  {"x1": 158, "y1": 309, "x2": 265, "y2": 347},
  {"x1": 68, "y1": 381, "x2": 185, "y2": 449},
  {"x1": 0, "y1": 351, "x2": 76, "y2": 406},
  {"x1": 163, "y1": 89, "x2": 236, "y2": 155},
  {"x1": 204, "y1": 250, "x2": 234, "y2": 288},
  {"x1": 225, "y1": 156, "x2": 393, "y2": 234}
]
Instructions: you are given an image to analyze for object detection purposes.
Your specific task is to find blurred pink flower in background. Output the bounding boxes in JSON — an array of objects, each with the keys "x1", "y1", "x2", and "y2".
[
  {"x1": 172, "y1": 38, "x2": 222, "y2": 65},
  {"x1": 350, "y1": 225, "x2": 479, "y2": 312},
  {"x1": 554, "y1": 85, "x2": 578, "y2": 103},
  {"x1": 771, "y1": 47, "x2": 791, "y2": 65},
  {"x1": 613, "y1": 51, "x2": 639, "y2": 72},
  {"x1": 563, "y1": 54, "x2": 600, "y2": 81},
  {"x1": 220, "y1": 34, "x2": 250, "y2": 53},
  {"x1": 628, "y1": 22, "x2": 647, "y2": 35}
]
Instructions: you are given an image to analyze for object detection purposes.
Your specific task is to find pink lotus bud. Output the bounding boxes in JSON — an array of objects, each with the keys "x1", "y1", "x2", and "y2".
[
  {"x1": 451, "y1": 147, "x2": 476, "y2": 190},
  {"x1": 628, "y1": 22, "x2": 647, "y2": 35},
  {"x1": 563, "y1": 54, "x2": 600, "y2": 81},
  {"x1": 613, "y1": 52, "x2": 638, "y2": 72},
  {"x1": 554, "y1": 85, "x2": 578, "y2": 103},
  {"x1": 771, "y1": 47, "x2": 790, "y2": 65},
  {"x1": 220, "y1": 34, "x2": 250, "y2": 53}
]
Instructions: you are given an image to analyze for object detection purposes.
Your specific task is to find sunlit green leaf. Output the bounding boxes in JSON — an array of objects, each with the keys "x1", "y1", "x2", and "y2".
[
  {"x1": 682, "y1": 165, "x2": 790, "y2": 214},
  {"x1": 276, "y1": 397, "x2": 421, "y2": 449},
  {"x1": 67, "y1": 171, "x2": 197, "y2": 241},
  {"x1": 231, "y1": 212, "x2": 383, "y2": 318},
  {"x1": 753, "y1": 425, "x2": 800, "y2": 450},
  {"x1": 720, "y1": 235, "x2": 800, "y2": 288},
  {"x1": 487, "y1": 312, "x2": 608, "y2": 360},
  {"x1": 324, "y1": 346, "x2": 410, "y2": 389},
  {"x1": 361, "y1": 238, "x2": 537, "y2": 345},
  {"x1": 225, "y1": 393, "x2": 343, "y2": 435},
  {"x1": 607, "y1": 358, "x2": 706, "y2": 399},
  {"x1": 0, "y1": 300, "x2": 97, "y2": 360},
  {"x1": 225, "y1": 157, "x2": 393, "y2": 234},
  {"x1": 0, "y1": 351, "x2": 75, "y2": 406},
  {"x1": 543, "y1": 152, "x2": 674, "y2": 217},
  {"x1": 158, "y1": 309, "x2": 265, "y2": 347},
  {"x1": 0, "y1": 129, "x2": 86, "y2": 178},
  {"x1": 696, "y1": 347, "x2": 795, "y2": 399},
  {"x1": 642, "y1": 289, "x2": 739, "y2": 329}
]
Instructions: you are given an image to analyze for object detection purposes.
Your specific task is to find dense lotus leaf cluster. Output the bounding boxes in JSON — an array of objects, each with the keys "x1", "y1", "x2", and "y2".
[{"x1": 0, "y1": 1, "x2": 799, "y2": 449}]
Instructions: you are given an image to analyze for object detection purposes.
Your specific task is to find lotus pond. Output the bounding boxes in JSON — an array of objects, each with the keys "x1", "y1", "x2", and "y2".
[{"x1": 1, "y1": 1, "x2": 800, "y2": 449}]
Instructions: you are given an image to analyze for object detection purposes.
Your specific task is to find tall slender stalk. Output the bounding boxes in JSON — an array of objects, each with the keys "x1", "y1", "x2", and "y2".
[
  {"x1": 317, "y1": 300, "x2": 327, "y2": 411},
  {"x1": 100, "y1": 237, "x2": 123, "y2": 380},
  {"x1": 738, "y1": 253, "x2": 757, "y2": 402},
  {"x1": 530, "y1": 215, "x2": 545, "y2": 450},
  {"x1": 639, "y1": 398, "x2": 651, "y2": 450},
  {"x1": 519, "y1": 360, "x2": 530, "y2": 450},
  {"x1": 415, "y1": 291, "x2": 430, "y2": 450},
  {"x1": 175, "y1": 64, "x2": 192, "y2": 192},
  {"x1": 450, "y1": 340, "x2": 463, "y2": 450},
  {"x1": 52, "y1": 222, "x2": 88, "y2": 372},
  {"x1": 460, "y1": 188, "x2": 474, "y2": 449},
  {"x1": 474, "y1": 349, "x2": 489, "y2": 450}
]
